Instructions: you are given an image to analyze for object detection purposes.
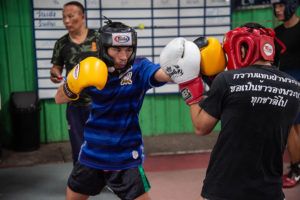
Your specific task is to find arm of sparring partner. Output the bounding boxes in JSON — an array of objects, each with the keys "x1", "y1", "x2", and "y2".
[
  {"x1": 189, "y1": 104, "x2": 218, "y2": 136},
  {"x1": 188, "y1": 36, "x2": 225, "y2": 135},
  {"x1": 160, "y1": 37, "x2": 222, "y2": 135},
  {"x1": 50, "y1": 65, "x2": 63, "y2": 83},
  {"x1": 55, "y1": 56, "x2": 108, "y2": 104},
  {"x1": 159, "y1": 37, "x2": 204, "y2": 105}
]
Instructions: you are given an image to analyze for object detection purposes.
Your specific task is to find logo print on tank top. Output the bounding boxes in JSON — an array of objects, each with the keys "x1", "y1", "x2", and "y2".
[{"x1": 120, "y1": 72, "x2": 133, "y2": 85}]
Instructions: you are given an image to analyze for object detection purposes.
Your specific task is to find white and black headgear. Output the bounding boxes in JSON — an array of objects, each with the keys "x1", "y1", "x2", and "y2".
[
  {"x1": 271, "y1": 0, "x2": 299, "y2": 21},
  {"x1": 98, "y1": 18, "x2": 137, "y2": 72}
]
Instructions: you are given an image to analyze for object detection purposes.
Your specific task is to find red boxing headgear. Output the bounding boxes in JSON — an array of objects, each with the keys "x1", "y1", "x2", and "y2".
[{"x1": 223, "y1": 26, "x2": 275, "y2": 70}]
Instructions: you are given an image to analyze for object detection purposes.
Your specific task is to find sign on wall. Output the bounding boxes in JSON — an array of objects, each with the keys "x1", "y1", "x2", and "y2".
[{"x1": 32, "y1": 0, "x2": 231, "y2": 99}]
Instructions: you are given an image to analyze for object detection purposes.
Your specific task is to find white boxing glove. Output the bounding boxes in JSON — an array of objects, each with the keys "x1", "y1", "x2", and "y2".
[
  {"x1": 160, "y1": 37, "x2": 204, "y2": 105},
  {"x1": 160, "y1": 37, "x2": 200, "y2": 84}
]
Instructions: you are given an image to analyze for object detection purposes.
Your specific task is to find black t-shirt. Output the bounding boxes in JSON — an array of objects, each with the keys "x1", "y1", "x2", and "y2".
[
  {"x1": 274, "y1": 21, "x2": 300, "y2": 71},
  {"x1": 200, "y1": 65, "x2": 300, "y2": 200}
]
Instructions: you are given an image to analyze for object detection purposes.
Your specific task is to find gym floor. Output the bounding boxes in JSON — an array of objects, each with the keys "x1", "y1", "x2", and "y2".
[{"x1": 0, "y1": 133, "x2": 299, "y2": 200}]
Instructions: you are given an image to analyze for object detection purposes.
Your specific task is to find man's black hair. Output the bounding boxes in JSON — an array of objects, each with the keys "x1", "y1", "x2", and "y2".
[
  {"x1": 64, "y1": 1, "x2": 85, "y2": 14},
  {"x1": 240, "y1": 22, "x2": 266, "y2": 30}
]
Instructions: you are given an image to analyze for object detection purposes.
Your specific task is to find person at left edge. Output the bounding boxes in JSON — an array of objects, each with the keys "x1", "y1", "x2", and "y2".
[
  {"x1": 55, "y1": 20, "x2": 200, "y2": 200},
  {"x1": 49, "y1": 1, "x2": 98, "y2": 165}
]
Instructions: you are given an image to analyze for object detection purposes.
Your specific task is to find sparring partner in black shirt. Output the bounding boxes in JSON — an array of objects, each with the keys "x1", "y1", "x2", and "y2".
[{"x1": 160, "y1": 23, "x2": 300, "y2": 200}]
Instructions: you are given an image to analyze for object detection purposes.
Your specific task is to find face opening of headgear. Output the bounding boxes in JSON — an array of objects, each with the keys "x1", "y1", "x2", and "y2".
[
  {"x1": 98, "y1": 16, "x2": 137, "y2": 73},
  {"x1": 223, "y1": 22, "x2": 276, "y2": 70},
  {"x1": 271, "y1": 0, "x2": 299, "y2": 21}
]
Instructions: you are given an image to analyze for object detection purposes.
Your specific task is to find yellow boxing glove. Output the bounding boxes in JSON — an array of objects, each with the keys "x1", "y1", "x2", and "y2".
[
  {"x1": 63, "y1": 57, "x2": 108, "y2": 100},
  {"x1": 194, "y1": 37, "x2": 226, "y2": 76}
]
